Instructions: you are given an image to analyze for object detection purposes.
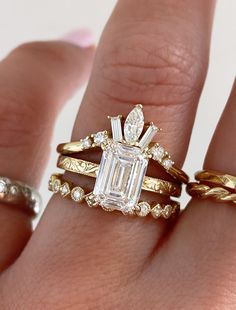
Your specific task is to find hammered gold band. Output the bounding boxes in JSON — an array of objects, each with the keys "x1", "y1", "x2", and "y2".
[
  {"x1": 57, "y1": 155, "x2": 182, "y2": 197},
  {"x1": 49, "y1": 174, "x2": 180, "y2": 219},
  {"x1": 195, "y1": 170, "x2": 236, "y2": 191},
  {"x1": 187, "y1": 170, "x2": 236, "y2": 204}
]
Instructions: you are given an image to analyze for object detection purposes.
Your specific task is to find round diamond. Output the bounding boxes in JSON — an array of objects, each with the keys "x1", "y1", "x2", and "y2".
[
  {"x1": 71, "y1": 187, "x2": 84, "y2": 202},
  {"x1": 163, "y1": 158, "x2": 173, "y2": 170},
  {"x1": 82, "y1": 137, "x2": 92, "y2": 149},
  {"x1": 0, "y1": 180, "x2": 7, "y2": 195},
  {"x1": 152, "y1": 146, "x2": 165, "y2": 161},
  {"x1": 136, "y1": 202, "x2": 151, "y2": 217},
  {"x1": 52, "y1": 179, "x2": 61, "y2": 193},
  {"x1": 93, "y1": 131, "x2": 107, "y2": 145}
]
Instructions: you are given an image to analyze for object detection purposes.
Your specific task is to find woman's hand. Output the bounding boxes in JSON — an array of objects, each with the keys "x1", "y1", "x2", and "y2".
[{"x1": 1, "y1": 0, "x2": 236, "y2": 309}]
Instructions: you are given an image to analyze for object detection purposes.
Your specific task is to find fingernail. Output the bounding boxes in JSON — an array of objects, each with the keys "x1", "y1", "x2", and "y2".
[{"x1": 60, "y1": 29, "x2": 95, "y2": 48}]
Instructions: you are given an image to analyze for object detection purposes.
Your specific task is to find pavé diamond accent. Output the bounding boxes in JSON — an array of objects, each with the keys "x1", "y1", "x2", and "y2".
[
  {"x1": 93, "y1": 142, "x2": 148, "y2": 212},
  {"x1": 124, "y1": 105, "x2": 144, "y2": 144}
]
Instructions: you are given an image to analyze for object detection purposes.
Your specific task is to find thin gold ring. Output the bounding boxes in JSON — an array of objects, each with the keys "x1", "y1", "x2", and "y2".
[
  {"x1": 49, "y1": 174, "x2": 180, "y2": 219},
  {"x1": 187, "y1": 182, "x2": 236, "y2": 204},
  {"x1": 57, "y1": 155, "x2": 182, "y2": 197},
  {"x1": 195, "y1": 170, "x2": 236, "y2": 191}
]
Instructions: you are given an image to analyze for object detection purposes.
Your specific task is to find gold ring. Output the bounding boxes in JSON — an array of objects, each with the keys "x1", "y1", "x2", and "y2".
[
  {"x1": 57, "y1": 119, "x2": 188, "y2": 185},
  {"x1": 187, "y1": 169, "x2": 236, "y2": 204},
  {"x1": 0, "y1": 176, "x2": 41, "y2": 216},
  {"x1": 52, "y1": 105, "x2": 185, "y2": 217},
  {"x1": 195, "y1": 170, "x2": 236, "y2": 191},
  {"x1": 57, "y1": 155, "x2": 182, "y2": 197},
  {"x1": 49, "y1": 174, "x2": 180, "y2": 219}
]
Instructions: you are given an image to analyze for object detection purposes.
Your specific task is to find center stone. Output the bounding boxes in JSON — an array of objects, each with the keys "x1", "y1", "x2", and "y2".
[{"x1": 93, "y1": 142, "x2": 148, "y2": 212}]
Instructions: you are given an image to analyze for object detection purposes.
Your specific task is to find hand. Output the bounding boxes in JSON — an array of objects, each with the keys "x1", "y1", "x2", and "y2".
[{"x1": 1, "y1": 1, "x2": 236, "y2": 309}]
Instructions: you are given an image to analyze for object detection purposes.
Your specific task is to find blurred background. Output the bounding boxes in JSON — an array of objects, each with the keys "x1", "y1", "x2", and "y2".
[{"x1": 0, "y1": 1, "x2": 235, "y2": 207}]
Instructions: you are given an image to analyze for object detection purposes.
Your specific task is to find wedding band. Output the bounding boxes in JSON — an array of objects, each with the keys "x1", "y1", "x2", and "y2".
[
  {"x1": 0, "y1": 176, "x2": 41, "y2": 216},
  {"x1": 49, "y1": 174, "x2": 180, "y2": 219},
  {"x1": 195, "y1": 170, "x2": 236, "y2": 191},
  {"x1": 57, "y1": 126, "x2": 188, "y2": 185},
  {"x1": 57, "y1": 155, "x2": 182, "y2": 197},
  {"x1": 52, "y1": 105, "x2": 184, "y2": 217},
  {"x1": 187, "y1": 170, "x2": 236, "y2": 204}
]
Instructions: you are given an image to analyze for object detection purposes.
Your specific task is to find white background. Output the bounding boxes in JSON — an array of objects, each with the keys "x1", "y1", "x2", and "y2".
[{"x1": 0, "y1": 1, "x2": 235, "y2": 207}]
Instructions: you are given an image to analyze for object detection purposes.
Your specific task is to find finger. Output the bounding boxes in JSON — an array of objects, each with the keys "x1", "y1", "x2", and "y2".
[
  {"x1": 8, "y1": 0, "x2": 215, "y2": 304},
  {"x1": 0, "y1": 38, "x2": 95, "y2": 271},
  {"x1": 157, "y1": 80, "x2": 236, "y2": 306}
]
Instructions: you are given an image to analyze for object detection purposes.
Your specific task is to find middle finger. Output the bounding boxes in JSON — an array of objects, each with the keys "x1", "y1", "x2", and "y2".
[{"x1": 12, "y1": 0, "x2": 215, "y2": 303}]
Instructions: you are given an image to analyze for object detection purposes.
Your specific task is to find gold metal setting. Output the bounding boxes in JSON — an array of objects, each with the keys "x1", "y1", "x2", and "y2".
[
  {"x1": 57, "y1": 155, "x2": 182, "y2": 197},
  {"x1": 195, "y1": 170, "x2": 236, "y2": 191},
  {"x1": 187, "y1": 170, "x2": 236, "y2": 204},
  {"x1": 49, "y1": 174, "x2": 180, "y2": 219},
  {"x1": 57, "y1": 136, "x2": 188, "y2": 184},
  {"x1": 51, "y1": 105, "x2": 187, "y2": 218}
]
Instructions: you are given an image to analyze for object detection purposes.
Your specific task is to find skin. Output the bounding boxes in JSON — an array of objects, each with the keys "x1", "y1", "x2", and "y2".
[{"x1": 0, "y1": 0, "x2": 236, "y2": 308}]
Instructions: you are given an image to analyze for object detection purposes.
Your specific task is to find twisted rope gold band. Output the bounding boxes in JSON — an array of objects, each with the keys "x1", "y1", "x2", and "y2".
[
  {"x1": 57, "y1": 155, "x2": 182, "y2": 197},
  {"x1": 187, "y1": 182, "x2": 236, "y2": 204}
]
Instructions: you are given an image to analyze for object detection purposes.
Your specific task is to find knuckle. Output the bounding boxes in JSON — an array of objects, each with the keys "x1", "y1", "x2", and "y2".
[
  {"x1": 11, "y1": 41, "x2": 72, "y2": 69},
  {"x1": 94, "y1": 34, "x2": 206, "y2": 108}
]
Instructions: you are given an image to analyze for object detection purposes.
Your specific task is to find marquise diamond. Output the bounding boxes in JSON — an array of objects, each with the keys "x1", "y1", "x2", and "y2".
[{"x1": 124, "y1": 105, "x2": 144, "y2": 144}]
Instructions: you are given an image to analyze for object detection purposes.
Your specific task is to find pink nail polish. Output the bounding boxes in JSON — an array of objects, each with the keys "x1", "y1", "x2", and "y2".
[{"x1": 61, "y1": 29, "x2": 95, "y2": 48}]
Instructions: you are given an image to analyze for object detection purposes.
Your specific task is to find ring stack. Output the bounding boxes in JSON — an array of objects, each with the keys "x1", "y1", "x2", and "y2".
[
  {"x1": 50, "y1": 105, "x2": 188, "y2": 219},
  {"x1": 187, "y1": 170, "x2": 236, "y2": 204}
]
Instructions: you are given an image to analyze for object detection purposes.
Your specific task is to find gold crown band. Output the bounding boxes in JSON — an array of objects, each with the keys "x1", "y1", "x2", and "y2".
[
  {"x1": 57, "y1": 155, "x2": 182, "y2": 197},
  {"x1": 49, "y1": 174, "x2": 180, "y2": 219},
  {"x1": 57, "y1": 133, "x2": 188, "y2": 184}
]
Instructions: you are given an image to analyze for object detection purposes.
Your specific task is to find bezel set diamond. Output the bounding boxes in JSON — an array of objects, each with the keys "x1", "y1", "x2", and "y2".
[
  {"x1": 53, "y1": 105, "x2": 187, "y2": 219},
  {"x1": 49, "y1": 174, "x2": 179, "y2": 219}
]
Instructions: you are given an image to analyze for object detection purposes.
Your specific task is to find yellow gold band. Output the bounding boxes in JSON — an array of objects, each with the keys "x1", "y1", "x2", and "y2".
[
  {"x1": 195, "y1": 170, "x2": 236, "y2": 191},
  {"x1": 187, "y1": 182, "x2": 236, "y2": 204},
  {"x1": 49, "y1": 174, "x2": 180, "y2": 219},
  {"x1": 57, "y1": 155, "x2": 182, "y2": 197}
]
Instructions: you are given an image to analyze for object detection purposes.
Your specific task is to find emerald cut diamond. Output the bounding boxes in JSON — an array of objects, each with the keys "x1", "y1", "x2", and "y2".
[{"x1": 93, "y1": 142, "x2": 148, "y2": 212}]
